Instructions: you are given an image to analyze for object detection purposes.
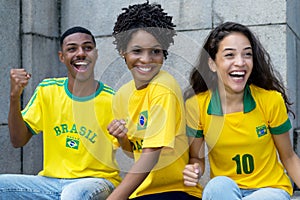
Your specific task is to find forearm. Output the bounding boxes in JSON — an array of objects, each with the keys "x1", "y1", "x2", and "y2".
[
  {"x1": 189, "y1": 137, "x2": 205, "y2": 174},
  {"x1": 8, "y1": 98, "x2": 31, "y2": 147},
  {"x1": 273, "y1": 133, "x2": 300, "y2": 188},
  {"x1": 107, "y1": 148, "x2": 161, "y2": 200},
  {"x1": 108, "y1": 167, "x2": 150, "y2": 199},
  {"x1": 118, "y1": 135, "x2": 134, "y2": 158},
  {"x1": 282, "y1": 153, "x2": 300, "y2": 188}
]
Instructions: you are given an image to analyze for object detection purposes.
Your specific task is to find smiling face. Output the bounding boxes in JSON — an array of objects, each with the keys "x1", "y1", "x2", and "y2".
[
  {"x1": 59, "y1": 32, "x2": 98, "y2": 83},
  {"x1": 122, "y1": 30, "x2": 164, "y2": 89},
  {"x1": 209, "y1": 32, "x2": 253, "y2": 95}
]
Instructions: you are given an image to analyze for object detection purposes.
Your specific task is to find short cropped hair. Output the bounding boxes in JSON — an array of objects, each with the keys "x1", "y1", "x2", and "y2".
[{"x1": 60, "y1": 26, "x2": 96, "y2": 47}]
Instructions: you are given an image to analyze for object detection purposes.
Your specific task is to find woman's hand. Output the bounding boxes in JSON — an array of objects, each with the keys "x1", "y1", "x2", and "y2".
[
  {"x1": 107, "y1": 119, "x2": 128, "y2": 139},
  {"x1": 183, "y1": 163, "x2": 202, "y2": 186}
]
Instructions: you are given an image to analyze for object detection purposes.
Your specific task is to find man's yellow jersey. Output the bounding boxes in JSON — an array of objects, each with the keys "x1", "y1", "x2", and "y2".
[{"x1": 22, "y1": 77, "x2": 121, "y2": 187}]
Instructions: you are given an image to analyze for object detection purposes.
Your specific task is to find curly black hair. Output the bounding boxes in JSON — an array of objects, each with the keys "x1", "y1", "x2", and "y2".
[{"x1": 112, "y1": 0, "x2": 176, "y2": 59}]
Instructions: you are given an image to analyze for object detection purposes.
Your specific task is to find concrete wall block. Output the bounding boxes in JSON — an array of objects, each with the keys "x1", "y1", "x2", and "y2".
[
  {"x1": 61, "y1": 0, "x2": 212, "y2": 37},
  {"x1": 22, "y1": 34, "x2": 65, "y2": 103},
  {"x1": 249, "y1": 25, "x2": 287, "y2": 81},
  {"x1": 22, "y1": 0, "x2": 59, "y2": 37},
  {"x1": 94, "y1": 36, "x2": 122, "y2": 86},
  {"x1": 97, "y1": 52, "x2": 130, "y2": 91},
  {"x1": 163, "y1": 30, "x2": 209, "y2": 90},
  {"x1": 0, "y1": 126, "x2": 21, "y2": 174},
  {"x1": 162, "y1": 0, "x2": 213, "y2": 30},
  {"x1": 287, "y1": 0, "x2": 300, "y2": 38},
  {"x1": 0, "y1": 0, "x2": 20, "y2": 124},
  {"x1": 286, "y1": 27, "x2": 297, "y2": 129},
  {"x1": 296, "y1": 38, "x2": 300, "y2": 129},
  {"x1": 60, "y1": 0, "x2": 124, "y2": 36},
  {"x1": 22, "y1": 134, "x2": 43, "y2": 175},
  {"x1": 170, "y1": 30, "x2": 208, "y2": 64},
  {"x1": 213, "y1": 0, "x2": 286, "y2": 26},
  {"x1": 0, "y1": 0, "x2": 20, "y2": 35},
  {"x1": 167, "y1": 30, "x2": 211, "y2": 91},
  {"x1": 0, "y1": 68, "x2": 10, "y2": 124}
]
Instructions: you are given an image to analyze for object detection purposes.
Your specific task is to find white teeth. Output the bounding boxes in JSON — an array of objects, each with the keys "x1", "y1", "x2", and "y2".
[
  {"x1": 75, "y1": 62, "x2": 88, "y2": 66},
  {"x1": 138, "y1": 67, "x2": 151, "y2": 72},
  {"x1": 230, "y1": 71, "x2": 245, "y2": 75}
]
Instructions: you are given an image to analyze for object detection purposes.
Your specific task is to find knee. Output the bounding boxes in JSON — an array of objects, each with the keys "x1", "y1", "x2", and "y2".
[
  {"x1": 205, "y1": 176, "x2": 237, "y2": 191},
  {"x1": 61, "y1": 186, "x2": 111, "y2": 200},
  {"x1": 203, "y1": 176, "x2": 241, "y2": 200},
  {"x1": 61, "y1": 179, "x2": 114, "y2": 200}
]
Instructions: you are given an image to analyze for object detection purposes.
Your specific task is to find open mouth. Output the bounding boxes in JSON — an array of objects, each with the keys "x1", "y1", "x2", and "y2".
[
  {"x1": 73, "y1": 61, "x2": 88, "y2": 72},
  {"x1": 229, "y1": 71, "x2": 245, "y2": 79}
]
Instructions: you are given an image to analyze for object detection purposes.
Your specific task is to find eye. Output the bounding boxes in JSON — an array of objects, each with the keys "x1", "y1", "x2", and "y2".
[
  {"x1": 66, "y1": 47, "x2": 76, "y2": 52},
  {"x1": 224, "y1": 53, "x2": 234, "y2": 58},
  {"x1": 244, "y1": 51, "x2": 253, "y2": 58},
  {"x1": 152, "y1": 48, "x2": 163, "y2": 55},
  {"x1": 83, "y1": 45, "x2": 93, "y2": 51},
  {"x1": 130, "y1": 49, "x2": 142, "y2": 54}
]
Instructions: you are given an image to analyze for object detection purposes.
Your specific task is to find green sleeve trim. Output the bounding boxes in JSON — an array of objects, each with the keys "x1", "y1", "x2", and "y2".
[
  {"x1": 186, "y1": 126, "x2": 203, "y2": 138},
  {"x1": 269, "y1": 118, "x2": 292, "y2": 135},
  {"x1": 24, "y1": 122, "x2": 38, "y2": 135},
  {"x1": 103, "y1": 84, "x2": 115, "y2": 95}
]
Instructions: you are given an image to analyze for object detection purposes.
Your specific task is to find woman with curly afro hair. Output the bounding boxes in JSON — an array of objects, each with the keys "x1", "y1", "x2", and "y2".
[{"x1": 106, "y1": 1, "x2": 202, "y2": 200}]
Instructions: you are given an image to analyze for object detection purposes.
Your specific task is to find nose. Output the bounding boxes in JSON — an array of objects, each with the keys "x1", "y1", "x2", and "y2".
[
  {"x1": 139, "y1": 51, "x2": 152, "y2": 63},
  {"x1": 76, "y1": 47, "x2": 86, "y2": 57},
  {"x1": 234, "y1": 55, "x2": 245, "y2": 66}
]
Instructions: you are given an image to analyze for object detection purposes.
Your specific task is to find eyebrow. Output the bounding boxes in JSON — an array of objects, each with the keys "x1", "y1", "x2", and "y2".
[
  {"x1": 130, "y1": 44, "x2": 162, "y2": 49},
  {"x1": 223, "y1": 46, "x2": 252, "y2": 52},
  {"x1": 65, "y1": 41, "x2": 94, "y2": 46}
]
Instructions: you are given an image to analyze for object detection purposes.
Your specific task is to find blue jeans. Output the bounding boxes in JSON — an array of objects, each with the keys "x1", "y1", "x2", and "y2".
[
  {"x1": 202, "y1": 176, "x2": 290, "y2": 200},
  {"x1": 0, "y1": 174, "x2": 115, "y2": 200}
]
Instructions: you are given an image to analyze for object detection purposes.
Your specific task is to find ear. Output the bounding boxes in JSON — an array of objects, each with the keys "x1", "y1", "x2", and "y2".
[
  {"x1": 120, "y1": 50, "x2": 125, "y2": 58},
  {"x1": 58, "y1": 51, "x2": 64, "y2": 63},
  {"x1": 208, "y1": 58, "x2": 217, "y2": 72}
]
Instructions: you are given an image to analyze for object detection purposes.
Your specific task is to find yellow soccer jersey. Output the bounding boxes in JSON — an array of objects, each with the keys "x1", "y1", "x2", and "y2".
[
  {"x1": 22, "y1": 77, "x2": 121, "y2": 187},
  {"x1": 186, "y1": 84, "x2": 293, "y2": 195},
  {"x1": 113, "y1": 70, "x2": 202, "y2": 198}
]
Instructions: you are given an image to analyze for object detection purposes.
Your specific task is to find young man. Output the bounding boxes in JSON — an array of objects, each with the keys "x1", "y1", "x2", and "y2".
[{"x1": 1, "y1": 26, "x2": 121, "y2": 200}]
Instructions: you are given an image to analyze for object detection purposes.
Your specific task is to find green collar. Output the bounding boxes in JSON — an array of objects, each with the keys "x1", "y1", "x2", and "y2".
[
  {"x1": 64, "y1": 78, "x2": 103, "y2": 102},
  {"x1": 207, "y1": 84, "x2": 256, "y2": 116}
]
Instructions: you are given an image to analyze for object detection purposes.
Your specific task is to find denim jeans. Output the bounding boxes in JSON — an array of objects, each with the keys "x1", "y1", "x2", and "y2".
[
  {"x1": 202, "y1": 176, "x2": 290, "y2": 200},
  {"x1": 0, "y1": 174, "x2": 115, "y2": 200}
]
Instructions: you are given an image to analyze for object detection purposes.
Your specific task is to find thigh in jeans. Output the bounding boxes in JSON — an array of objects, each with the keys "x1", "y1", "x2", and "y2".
[
  {"x1": 242, "y1": 188, "x2": 290, "y2": 200},
  {"x1": 0, "y1": 174, "x2": 61, "y2": 200},
  {"x1": 61, "y1": 178, "x2": 115, "y2": 200}
]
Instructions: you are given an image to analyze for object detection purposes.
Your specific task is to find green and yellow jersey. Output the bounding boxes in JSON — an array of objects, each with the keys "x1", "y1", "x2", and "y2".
[
  {"x1": 22, "y1": 77, "x2": 121, "y2": 187},
  {"x1": 113, "y1": 70, "x2": 202, "y2": 199},
  {"x1": 186, "y1": 84, "x2": 293, "y2": 195}
]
